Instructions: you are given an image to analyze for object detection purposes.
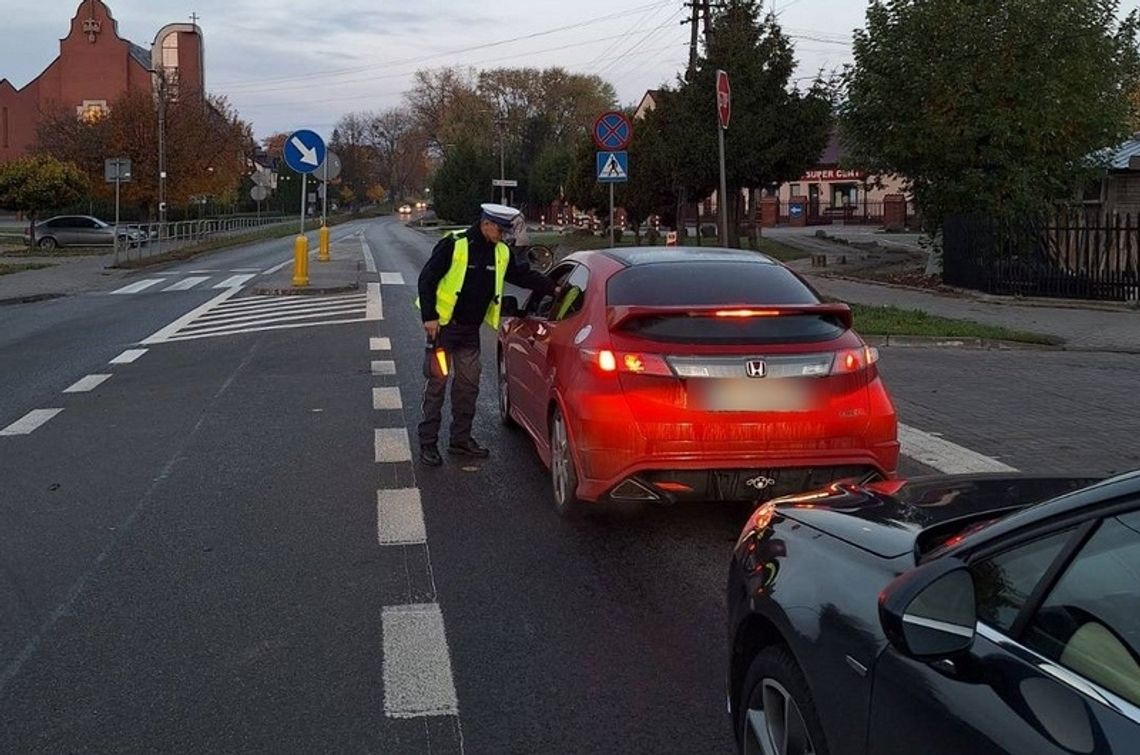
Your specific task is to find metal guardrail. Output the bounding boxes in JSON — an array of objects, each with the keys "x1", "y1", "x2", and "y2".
[{"x1": 112, "y1": 215, "x2": 293, "y2": 262}]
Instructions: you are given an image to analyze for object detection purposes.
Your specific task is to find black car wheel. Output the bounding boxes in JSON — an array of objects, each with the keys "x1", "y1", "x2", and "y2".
[
  {"x1": 497, "y1": 350, "x2": 517, "y2": 428},
  {"x1": 549, "y1": 406, "x2": 583, "y2": 518},
  {"x1": 37, "y1": 237, "x2": 58, "y2": 250},
  {"x1": 739, "y1": 647, "x2": 829, "y2": 755}
]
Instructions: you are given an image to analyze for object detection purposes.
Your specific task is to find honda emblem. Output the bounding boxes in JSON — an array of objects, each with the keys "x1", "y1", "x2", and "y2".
[{"x1": 745, "y1": 360, "x2": 766, "y2": 378}]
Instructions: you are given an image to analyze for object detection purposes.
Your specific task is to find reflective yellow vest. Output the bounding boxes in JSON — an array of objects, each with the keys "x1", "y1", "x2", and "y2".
[{"x1": 417, "y1": 231, "x2": 511, "y2": 329}]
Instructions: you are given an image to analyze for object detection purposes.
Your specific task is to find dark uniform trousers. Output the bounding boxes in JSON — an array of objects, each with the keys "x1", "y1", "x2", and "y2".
[{"x1": 418, "y1": 322, "x2": 483, "y2": 447}]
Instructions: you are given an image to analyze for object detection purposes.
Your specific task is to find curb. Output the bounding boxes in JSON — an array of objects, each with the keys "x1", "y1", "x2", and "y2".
[
  {"x1": 863, "y1": 334, "x2": 1060, "y2": 351},
  {"x1": 0, "y1": 292, "x2": 67, "y2": 307}
]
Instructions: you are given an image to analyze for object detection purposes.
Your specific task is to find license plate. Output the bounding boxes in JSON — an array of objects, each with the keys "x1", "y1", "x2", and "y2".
[{"x1": 692, "y1": 379, "x2": 811, "y2": 412}]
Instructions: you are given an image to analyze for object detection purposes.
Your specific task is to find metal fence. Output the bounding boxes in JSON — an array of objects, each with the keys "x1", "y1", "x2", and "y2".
[
  {"x1": 943, "y1": 213, "x2": 1140, "y2": 302},
  {"x1": 112, "y1": 215, "x2": 293, "y2": 263},
  {"x1": 779, "y1": 200, "x2": 921, "y2": 227}
]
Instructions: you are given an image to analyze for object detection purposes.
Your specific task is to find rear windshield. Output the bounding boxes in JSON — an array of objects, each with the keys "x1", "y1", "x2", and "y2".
[
  {"x1": 606, "y1": 261, "x2": 821, "y2": 307},
  {"x1": 607, "y1": 261, "x2": 842, "y2": 344}
]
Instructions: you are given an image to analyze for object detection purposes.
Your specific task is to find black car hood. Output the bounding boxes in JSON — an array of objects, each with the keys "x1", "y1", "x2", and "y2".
[{"x1": 776, "y1": 474, "x2": 1100, "y2": 559}]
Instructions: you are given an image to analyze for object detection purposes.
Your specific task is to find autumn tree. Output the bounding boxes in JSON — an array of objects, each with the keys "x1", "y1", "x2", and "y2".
[
  {"x1": 841, "y1": 0, "x2": 1140, "y2": 230},
  {"x1": 0, "y1": 155, "x2": 89, "y2": 247},
  {"x1": 431, "y1": 139, "x2": 494, "y2": 223}
]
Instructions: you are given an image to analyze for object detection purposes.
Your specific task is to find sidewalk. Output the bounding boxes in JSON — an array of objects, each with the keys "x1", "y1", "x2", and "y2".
[{"x1": 801, "y1": 273, "x2": 1140, "y2": 353}]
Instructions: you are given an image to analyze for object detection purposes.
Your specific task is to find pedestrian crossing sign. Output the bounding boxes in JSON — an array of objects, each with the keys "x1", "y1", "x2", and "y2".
[{"x1": 596, "y1": 151, "x2": 629, "y2": 183}]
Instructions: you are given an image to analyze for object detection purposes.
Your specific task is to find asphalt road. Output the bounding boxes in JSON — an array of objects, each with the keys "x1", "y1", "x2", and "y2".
[{"x1": 1, "y1": 216, "x2": 1138, "y2": 754}]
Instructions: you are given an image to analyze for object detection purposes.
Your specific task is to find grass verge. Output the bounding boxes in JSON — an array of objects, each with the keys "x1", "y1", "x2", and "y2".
[
  {"x1": 0, "y1": 262, "x2": 55, "y2": 276},
  {"x1": 112, "y1": 210, "x2": 387, "y2": 269},
  {"x1": 2, "y1": 246, "x2": 111, "y2": 258},
  {"x1": 849, "y1": 303, "x2": 1060, "y2": 345}
]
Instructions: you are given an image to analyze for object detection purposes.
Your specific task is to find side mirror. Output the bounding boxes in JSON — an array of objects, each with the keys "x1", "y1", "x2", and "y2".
[
  {"x1": 500, "y1": 295, "x2": 521, "y2": 318},
  {"x1": 879, "y1": 558, "x2": 976, "y2": 659}
]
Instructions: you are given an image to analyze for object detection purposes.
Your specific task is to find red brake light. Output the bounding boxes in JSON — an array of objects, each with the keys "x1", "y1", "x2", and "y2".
[
  {"x1": 583, "y1": 348, "x2": 672, "y2": 376},
  {"x1": 831, "y1": 346, "x2": 880, "y2": 375},
  {"x1": 713, "y1": 309, "x2": 780, "y2": 318}
]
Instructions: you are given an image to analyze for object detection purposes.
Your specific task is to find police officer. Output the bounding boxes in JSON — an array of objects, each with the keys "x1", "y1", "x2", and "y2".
[{"x1": 416, "y1": 203, "x2": 556, "y2": 466}]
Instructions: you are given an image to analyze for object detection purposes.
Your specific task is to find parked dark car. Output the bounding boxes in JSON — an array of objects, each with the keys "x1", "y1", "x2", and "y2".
[
  {"x1": 727, "y1": 471, "x2": 1140, "y2": 754},
  {"x1": 25, "y1": 215, "x2": 146, "y2": 249}
]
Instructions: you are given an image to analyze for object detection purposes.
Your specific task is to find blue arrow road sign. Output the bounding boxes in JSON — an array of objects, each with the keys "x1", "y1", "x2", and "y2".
[
  {"x1": 284, "y1": 129, "x2": 327, "y2": 174},
  {"x1": 596, "y1": 151, "x2": 629, "y2": 183}
]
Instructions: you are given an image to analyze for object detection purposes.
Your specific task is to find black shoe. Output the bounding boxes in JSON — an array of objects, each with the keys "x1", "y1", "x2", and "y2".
[
  {"x1": 448, "y1": 438, "x2": 490, "y2": 458},
  {"x1": 420, "y1": 444, "x2": 443, "y2": 466}
]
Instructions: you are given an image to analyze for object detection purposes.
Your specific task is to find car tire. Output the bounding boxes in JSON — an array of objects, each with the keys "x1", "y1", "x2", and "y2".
[
  {"x1": 549, "y1": 406, "x2": 583, "y2": 518},
  {"x1": 37, "y1": 237, "x2": 58, "y2": 250},
  {"x1": 497, "y1": 350, "x2": 517, "y2": 429},
  {"x1": 737, "y1": 646, "x2": 830, "y2": 755}
]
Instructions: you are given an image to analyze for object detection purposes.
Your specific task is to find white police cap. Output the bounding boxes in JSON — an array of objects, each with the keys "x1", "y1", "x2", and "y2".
[{"x1": 481, "y1": 203, "x2": 521, "y2": 228}]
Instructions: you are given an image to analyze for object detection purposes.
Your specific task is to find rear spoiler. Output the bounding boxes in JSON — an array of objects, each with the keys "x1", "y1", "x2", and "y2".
[{"x1": 606, "y1": 302, "x2": 853, "y2": 331}]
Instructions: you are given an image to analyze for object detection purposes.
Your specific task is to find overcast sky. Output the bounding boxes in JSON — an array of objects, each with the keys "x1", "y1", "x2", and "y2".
[{"x1": 2, "y1": 0, "x2": 1137, "y2": 142}]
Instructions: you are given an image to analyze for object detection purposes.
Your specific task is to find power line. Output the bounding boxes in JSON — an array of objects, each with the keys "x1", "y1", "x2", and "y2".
[{"x1": 217, "y1": 0, "x2": 674, "y2": 91}]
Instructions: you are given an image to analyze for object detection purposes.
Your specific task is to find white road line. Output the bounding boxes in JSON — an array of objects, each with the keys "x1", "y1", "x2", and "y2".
[
  {"x1": 366, "y1": 282, "x2": 382, "y2": 321},
  {"x1": 380, "y1": 272, "x2": 405, "y2": 285},
  {"x1": 162, "y1": 276, "x2": 210, "y2": 292},
  {"x1": 111, "y1": 279, "x2": 163, "y2": 295},
  {"x1": 373, "y1": 387, "x2": 403, "y2": 410},
  {"x1": 211, "y1": 294, "x2": 367, "y2": 313},
  {"x1": 63, "y1": 374, "x2": 111, "y2": 394},
  {"x1": 262, "y1": 259, "x2": 293, "y2": 275},
  {"x1": 372, "y1": 360, "x2": 396, "y2": 376},
  {"x1": 213, "y1": 274, "x2": 256, "y2": 289},
  {"x1": 371, "y1": 337, "x2": 392, "y2": 351},
  {"x1": 362, "y1": 237, "x2": 377, "y2": 273},
  {"x1": 898, "y1": 423, "x2": 1019, "y2": 474},
  {"x1": 1, "y1": 409, "x2": 63, "y2": 437},
  {"x1": 110, "y1": 348, "x2": 148, "y2": 364},
  {"x1": 377, "y1": 488, "x2": 426, "y2": 545},
  {"x1": 382, "y1": 603, "x2": 459, "y2": 719},
  {"x1": 141, "y1": 288, "x2": 240, "y2": 344},
  {"x1": 163, "y1": 316, "x2": 376, "y2": 341},
  {"x1": 194, "y1": 301, "x2": 364, "y2": 327},
  {"x1": 375, "y1": 428, "x2": 412, "y2": 462}
]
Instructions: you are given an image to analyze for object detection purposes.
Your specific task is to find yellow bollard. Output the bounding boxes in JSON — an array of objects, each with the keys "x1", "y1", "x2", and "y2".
[
  {"x1": 318, "y1": 224, "x2": 330, "y2": 262},
  {"x1": 292, "y1": 235, "x2": 310, "y2": 287}
]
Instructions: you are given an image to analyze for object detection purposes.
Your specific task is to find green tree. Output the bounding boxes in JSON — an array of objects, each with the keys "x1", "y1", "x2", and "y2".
[
  {"x1": 0, "y1": 155, "x2": 89, "y2": 247},
  {"x1": 528, "y1": 143, "x2": 572, "y2": 210},
  {"x1": 841, "y1": 0, "x2": 1140, "y2": 232},
  {"x1": 431, "y1": 140, "x2": 495, "y2": 223},
  {"x1": 623, "y1": 101, "x2": 689, "y2": 242}
]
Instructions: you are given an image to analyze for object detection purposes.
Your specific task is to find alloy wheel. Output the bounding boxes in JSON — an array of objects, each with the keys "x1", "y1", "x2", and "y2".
[
  {"x1": 551, "y1": 413, "x2": 570, "y2": 506},
  {"x1": 744, "y1": 679, "x2": 817, "y2": 755}
]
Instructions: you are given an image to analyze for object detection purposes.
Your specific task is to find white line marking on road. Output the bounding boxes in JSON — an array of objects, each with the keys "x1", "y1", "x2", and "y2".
[
  {"x1": 163, "y1": 317, "x2": 375, "y2": 341},
  {"x1": 377, "y1": 488, "x2": 426, "y2": 545},
  {"x1": 63, "y1": 374, "x2": 111, "y2": 393},
  {"x1": 366, "y1": 282, "x2": 382, "y2": 321},
  {"x1": 380, "y1": 272, "x2": 405, "y2": 285},
  {"x1": 372, "y1": 360, "x2": 396, "y2": 376},
  {"x1": 213, "y1": 274, "x2": 256, "y2": 289},
  {"x1": 374, "y1": 387, "x2": 403, "y2": 410},
  {"x1": 210, "y1": 294, "x2": 366, "y2": 313},
  {"x1": 141, "y1": 288, "x2": 240, "y2": 344},
  {"x1": 262, "y1": 259, "x2": 293, "y2": 275},
  {"x1": 110, "y1": 348, "x2": 148, "y2": 364},
  {"x1": 162, "y1": 276, "x2": 210, "y2": 292},
  {"x1": 195, "y1": 301, "x2": 364, "y2": 326},
  {"x1": 230, "y1": 269, "x2": 261, "y2": 272},
  {"x1": 382, "y1": 603, "x2": 459, "y2": 718},
  {"x1": 1, "y1": 409, "x2": 63, "y2": 436},
  {"x1": 898, "y1": 423, "x2": 1019, "y2": 474},
  {"x1": 362, "y1": 237, "x2": 377, "y2": 273},
  {"x1": 111, "y1": 279, "x2": 163, "y2": 295},
  {"x1": 375, "y1": 428, "x2": 412, "y2": 462},
  {"x1": 371, "y1": 337, "x2": 391, "y2": 351}
]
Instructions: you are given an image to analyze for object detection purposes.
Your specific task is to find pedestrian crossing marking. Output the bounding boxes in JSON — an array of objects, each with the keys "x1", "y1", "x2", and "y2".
[
  {"x1": 213, "y1": 274, "x2": 256, "y2": 289},
  {"x1": 163, "y1": 276, "x2": 210, "y2": 292},
  {"x1": 111, "y1": 279, "x2": 164, "y2": 295}
]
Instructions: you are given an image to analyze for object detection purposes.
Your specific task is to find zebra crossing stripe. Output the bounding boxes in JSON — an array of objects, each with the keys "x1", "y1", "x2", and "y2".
[
  {"x1": 111, "y1": 279, "x2": 163, "y2": 295},
  {"x1": 162, "y1": 276, "x2": 210, "y2": 292},
  {"x1": 213, "y1": 274, "x2": 256, "y2": 289}
]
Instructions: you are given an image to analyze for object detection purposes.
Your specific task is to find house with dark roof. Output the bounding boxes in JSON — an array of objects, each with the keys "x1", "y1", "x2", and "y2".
[{"x1": 0, "y1": 0, "x2": 204, "y2": 164}]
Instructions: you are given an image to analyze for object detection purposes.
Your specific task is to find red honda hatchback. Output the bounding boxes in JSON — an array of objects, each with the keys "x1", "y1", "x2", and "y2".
[{"x1": 496, "y1": 247, "x2": 899, "y2": 516}]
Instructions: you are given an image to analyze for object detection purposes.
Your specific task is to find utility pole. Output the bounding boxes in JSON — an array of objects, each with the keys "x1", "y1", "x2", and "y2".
[{"x1": 157, "y1": 70, "x2": 168, "y2": 253}]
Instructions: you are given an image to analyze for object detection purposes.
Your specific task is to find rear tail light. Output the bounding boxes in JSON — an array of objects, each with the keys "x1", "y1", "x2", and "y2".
[
  {"x1": 831, "y1": 346, "x2": 879, "y2": 375},
  {"x1": 582, "y1": 348, "x2": 672, "y2": 377}
]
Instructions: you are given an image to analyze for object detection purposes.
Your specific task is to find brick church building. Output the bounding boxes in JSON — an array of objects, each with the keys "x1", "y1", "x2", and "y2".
[{"x1": 0, "y1": 0, "x2": 204, "y2": 164}]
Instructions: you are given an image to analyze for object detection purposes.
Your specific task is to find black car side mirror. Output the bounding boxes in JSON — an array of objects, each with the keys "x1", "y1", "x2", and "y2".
[
  {"x1": 500, "y1": 295, "x2": 521, "y2": 318},
  {"x1": 879, "y1": 558, "x2": 976, "y2": 659}
]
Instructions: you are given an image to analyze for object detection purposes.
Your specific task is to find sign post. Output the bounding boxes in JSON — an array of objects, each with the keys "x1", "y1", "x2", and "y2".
[
  {"x1": 283, "y1": 129, "x2": 327, "y2": 287},
  {"x1": 104, "y1": 158, "x2": 131, "y2": 262},
  {"x1": 593, "y1": 111, "x2": 632, "y2": 246},
  {"x1": 716, "y1": 70, "x2": 731, "y2": 247}
]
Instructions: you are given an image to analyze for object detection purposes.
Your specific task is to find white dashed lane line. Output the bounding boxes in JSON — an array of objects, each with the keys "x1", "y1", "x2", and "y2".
[
  {"x1": 375, "y1": 428, "x2": 412, "y2": 463},
  {"x1": 373, "y1": 387, "x2": 402, "y2": 410},
  {"x1": 372, "y1": 360, "x2": 397, "y2": 376},
  {"x1": 1, "y1": 409, "x2": 64, "y2": 437},
  {"x1": 377, "y1": 488, "x2": 427, "y2": 545},
  {"x1": 63, "y1": 374, "x2": 111, "y2": 394},
  {"x1": 382, "y1": 604, "x2": 459, "y2": 719},
  {"x1": 898, "y1": 423, "x2": 1019, "y2": 474},
  {"x1": 370, "y1": 337, "x2": 391, "y2": 351},
  {"x1": 110, "y1": 349, "x2": 148, "y2": 364},
  {"x1": 380, "y1": 272, "x2": 405, "y2": 285}
]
